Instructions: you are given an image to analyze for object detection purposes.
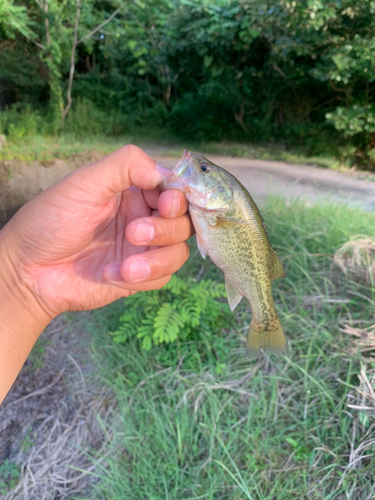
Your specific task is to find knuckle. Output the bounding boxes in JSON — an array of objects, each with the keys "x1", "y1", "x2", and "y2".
[{"x1": 121, "y1": 144, "x2": 141, "y2": 158}]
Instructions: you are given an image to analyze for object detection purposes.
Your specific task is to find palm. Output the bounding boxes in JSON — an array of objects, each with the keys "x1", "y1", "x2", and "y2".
[
  {"x1": 15, "y1": 182, "x2": 155, "y2": 313},
  {"x1": 7, "y1": 146, "x2": 191, "y2": 319}
]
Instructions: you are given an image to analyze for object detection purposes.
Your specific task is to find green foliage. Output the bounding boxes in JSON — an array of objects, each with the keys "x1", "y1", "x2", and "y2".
[
  {"x1": 0, "y1": 460, "x2": 20, "y2": 495},
  {"x1": 0, "y1": 103, "x2": 42, "y2": 139},
  {"x1": 64, "y1": 97, "x2": 130, "y2": 137},
  {"x1": 327, "y1": 105, "x2": 375, "y2": 137},
  {"x1": 0, "y1": 0, "x2": 35, "y2": 39},
  {"x1": 327, "y1": 105, "x2": 375, "y2": 167},
  {"x1": 111, "y1": 275, "x2": 231, "y2": 350},
  {"x1": 3, "y1": 0, "x2": 375, "y2": 169}
]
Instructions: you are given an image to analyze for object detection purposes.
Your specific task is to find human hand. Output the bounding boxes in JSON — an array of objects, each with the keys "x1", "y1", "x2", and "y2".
[{"x1": 1, "y1": 145, "x2": 193, "y2": 320}]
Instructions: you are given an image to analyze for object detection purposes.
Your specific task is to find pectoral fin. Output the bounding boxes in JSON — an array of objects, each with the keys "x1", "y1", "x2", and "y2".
[
  {"x1": 272, "y1": 251, "x2": 286, "y2": 281},
  {"x1": 196, "y1": 233, "x2": 206, "y2": 259},
  {"x1": 225, "y1": 276, "x2": 243, "y2": 311}
]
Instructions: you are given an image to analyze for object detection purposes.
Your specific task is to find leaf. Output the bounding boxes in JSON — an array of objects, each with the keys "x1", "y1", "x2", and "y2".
[
  {"x1": 285, "y1": 437, "x2": 299, "y2": 449},
  {"x1": 204, "y1": 55, "x2": 213, "y2": 68},
  {"x1": 153, "y1": 303, "x2": 185, "y2": 344}
]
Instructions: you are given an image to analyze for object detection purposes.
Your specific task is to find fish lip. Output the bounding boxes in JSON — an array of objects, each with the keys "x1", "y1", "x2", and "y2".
[
  {"x1": 173, "y1": 149, "x2": 192, "y2": 177},
  {"x1": 161, "y1": 149, "x2": 193, "y2": 191}
]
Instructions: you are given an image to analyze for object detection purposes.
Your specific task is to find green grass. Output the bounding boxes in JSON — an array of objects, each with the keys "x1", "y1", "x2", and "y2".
[
  {"x1": 80, "y1": 198, "x2": 375, "y2": 500},
  {"x1": 0, "y1": 134, "x2": 133, "y2": 162},
  {"x1": 0, "y1": 132, "x2": 367, "y2": 176}
]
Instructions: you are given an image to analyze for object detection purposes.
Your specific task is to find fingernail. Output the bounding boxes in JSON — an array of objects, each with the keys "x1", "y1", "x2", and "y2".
[
  {"x1": 130, "y1": 259, "x2": 151, "y2": 282},
  {"x1": 156, "y1": 163, "x2": 172, "y2": 177},
  {"x1": 169, "y1": 195, "x2": 180, "y2": 217},
  {"x1": 106, "y1": 262, "x2": 122, "y2": 282},
  {"x1": 134, "y1": 221, "x2": 156, "y2": 243}
]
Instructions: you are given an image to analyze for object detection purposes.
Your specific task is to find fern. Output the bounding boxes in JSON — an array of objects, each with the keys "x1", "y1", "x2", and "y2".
[
  {"x1": 111, "y1": 275, "x2": 232, "y2": 350},
  {"x1": 154, "y1": 303, "x2": 185, "y2": 343}
]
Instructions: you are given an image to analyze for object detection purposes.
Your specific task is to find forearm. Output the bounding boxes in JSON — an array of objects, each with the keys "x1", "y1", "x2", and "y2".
[{"x1": 0, "y1": 224, "x2": 51, "y2": 404}]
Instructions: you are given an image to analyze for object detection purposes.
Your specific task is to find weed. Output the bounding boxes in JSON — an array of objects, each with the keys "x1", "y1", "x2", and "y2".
[
  {"x1": 0, "y1": 132, "x2": 367, "y2": 175},
  {"x1": 334, "y1": 236, "x2": 375, "y2": 285},
  {"x1": 111, "y1": 275, "x2": 232, "y2": 351},
  {"x1": 83, "y1": 198, "x2": 375, "y2": 500},
  {"x1": 0, "y1": 460, "x2": 20, "y2": 496},
  {"x1": 20, "y1": 427, "x2": 34, "y2": 453},
  {"x1": 27, "y1": 338, "x2": 50, "y2": 372}
]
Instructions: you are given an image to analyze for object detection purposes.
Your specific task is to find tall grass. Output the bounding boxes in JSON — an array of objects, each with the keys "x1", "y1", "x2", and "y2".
[{"x1": 79, "y1": 200, "x2": 375, "y2": 499}]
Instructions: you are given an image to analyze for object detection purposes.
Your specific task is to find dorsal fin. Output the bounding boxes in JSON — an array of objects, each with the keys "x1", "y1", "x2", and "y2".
[{"x1": 272, "y1": 251, "x2": 286, "y2": 281}]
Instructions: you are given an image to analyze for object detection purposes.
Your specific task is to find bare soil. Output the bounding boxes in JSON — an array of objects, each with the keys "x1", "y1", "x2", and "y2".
[
  {"x1": 0, "y1": 313, "x2": 115, "y2": 500},
  {"x1": 0, "y1": 151, "x2": 104, "y2": 228}
]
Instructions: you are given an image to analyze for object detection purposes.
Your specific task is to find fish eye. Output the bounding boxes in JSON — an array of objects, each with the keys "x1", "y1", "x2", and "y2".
[{"x1": 200, "y1": 163, "x2": 210, "y2": 173}]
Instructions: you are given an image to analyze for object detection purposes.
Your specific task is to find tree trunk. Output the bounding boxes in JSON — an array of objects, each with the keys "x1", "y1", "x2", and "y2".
[
  {"x1": 61, "y1": 0, "x2": 82, "y2": 128},
  {"x1": 233, "y1": 100, "x2": 249, "y2": 133}
]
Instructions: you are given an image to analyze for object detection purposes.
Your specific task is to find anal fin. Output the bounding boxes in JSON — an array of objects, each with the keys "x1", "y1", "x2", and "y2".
[{"x1": 225, "y1": 276, "x2": 243, "y2": 311}]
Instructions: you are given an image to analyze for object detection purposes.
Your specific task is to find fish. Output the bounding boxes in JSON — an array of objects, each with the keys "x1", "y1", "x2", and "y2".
[{"x1": 161, "y1": 150, "x2": 288, "y2": 357}]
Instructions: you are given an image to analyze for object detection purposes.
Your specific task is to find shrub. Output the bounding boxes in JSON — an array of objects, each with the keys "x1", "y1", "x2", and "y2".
[
  {"x1": 111, "y1": 275, "x2": 232, "y2": 351},
  {"x1": 0, "y1": 103, "x2": 42, "y2": 139},
  {"x1": 326, "y1": 105, "x2": 375, "y2": 169},
  {"x1": 64, "y1": 97, "x2": 132, "y2": 136}
]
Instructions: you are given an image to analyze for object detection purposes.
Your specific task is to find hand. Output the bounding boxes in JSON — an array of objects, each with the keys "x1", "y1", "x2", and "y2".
[{"x1": 1, "y1": 145, "x2": 193, "y2": 319}]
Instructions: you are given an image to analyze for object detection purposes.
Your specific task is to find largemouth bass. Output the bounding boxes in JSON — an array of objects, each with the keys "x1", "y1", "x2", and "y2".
[{"x1": 162, "y1": 150, "x2": 288, "y2": 357}]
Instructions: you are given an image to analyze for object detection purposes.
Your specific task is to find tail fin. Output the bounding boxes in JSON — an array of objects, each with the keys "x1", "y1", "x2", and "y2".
[{"x1": 246, "y1": 315, "x2": 288, "y2": 358}]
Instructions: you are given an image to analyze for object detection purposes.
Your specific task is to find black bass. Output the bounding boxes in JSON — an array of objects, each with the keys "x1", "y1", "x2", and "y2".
[{"x1": 162, "y1": 150, "x2": 288, "y2": 357}]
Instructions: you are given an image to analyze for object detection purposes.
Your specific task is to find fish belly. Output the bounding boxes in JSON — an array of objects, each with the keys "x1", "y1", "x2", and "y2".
[{"x1": 190, "y1": 206, "x2": 272, "y2": 318}]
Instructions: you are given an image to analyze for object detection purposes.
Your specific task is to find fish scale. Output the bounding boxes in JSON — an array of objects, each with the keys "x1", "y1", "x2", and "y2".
[{"x1": 162, "y1": 150, "x2": 288, "y2": 357}]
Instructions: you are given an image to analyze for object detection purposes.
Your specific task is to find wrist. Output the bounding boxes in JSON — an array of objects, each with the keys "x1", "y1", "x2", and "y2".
[
  {"x1": 0, "y1": 223, "x2": 53, "y2": 328},
  {"x1": 0, "y1": 223, "x2": 52, "y2": 404}
]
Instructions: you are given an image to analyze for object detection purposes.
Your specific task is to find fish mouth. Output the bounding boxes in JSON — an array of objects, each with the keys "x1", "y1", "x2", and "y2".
[
  {"x1": 161, "y1": 149, "x2": 194, "y2": 191},
  {"x1": 173, "y1": 149, "x2": 192, "y2": 176}
]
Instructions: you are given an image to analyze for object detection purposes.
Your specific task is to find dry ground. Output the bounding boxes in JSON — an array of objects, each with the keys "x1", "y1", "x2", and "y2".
[{"x1": 0, "y1": 312, "x2": 116, "y2": 500}]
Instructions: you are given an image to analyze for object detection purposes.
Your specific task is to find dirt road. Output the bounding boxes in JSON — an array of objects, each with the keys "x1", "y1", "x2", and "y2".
[
  {"x1": 2, "y1": 151, "x2": 375, "y2": 228},
  {"x1": 151, "y1": 153, "x2": 375, "y2": 211}
]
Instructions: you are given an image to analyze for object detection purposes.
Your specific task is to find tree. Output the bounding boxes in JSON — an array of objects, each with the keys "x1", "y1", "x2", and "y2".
[{"x1": 1, "y1": 0, "x2": 125, "y2": 128}]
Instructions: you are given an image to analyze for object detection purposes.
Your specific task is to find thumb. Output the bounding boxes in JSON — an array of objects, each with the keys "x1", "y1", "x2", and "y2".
[{"x1": 69, "y1": 145, "x2": 170, "y2": 202}]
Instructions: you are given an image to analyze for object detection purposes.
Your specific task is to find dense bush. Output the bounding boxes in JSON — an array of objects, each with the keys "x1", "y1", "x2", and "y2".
[
  {"x1": 2, "y1": 0, "x2": 375, "y2": 168},
  {"x1": 0, "y1": 104, "x2": 43, "y2": 139},
  {"x1": 112, "y1": 275, "x2": 232, "y2": 351}
]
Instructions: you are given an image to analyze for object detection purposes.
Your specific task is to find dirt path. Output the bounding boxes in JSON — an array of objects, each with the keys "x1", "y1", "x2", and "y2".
[
  {"x1": 2, "y1": 151, "x2": 375, "y2": 229},
  {"x1": 150, "y1": 152, "x2": 375, "y2": 211}
]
